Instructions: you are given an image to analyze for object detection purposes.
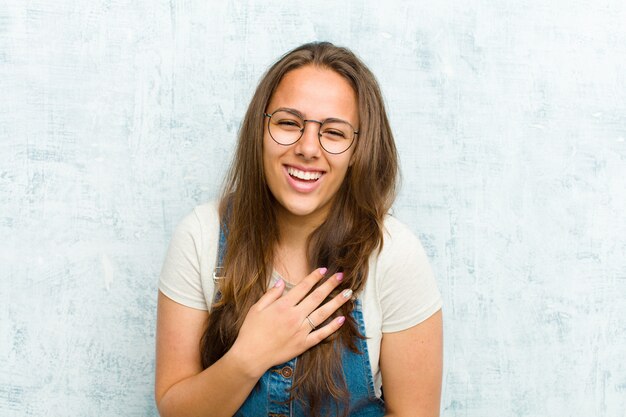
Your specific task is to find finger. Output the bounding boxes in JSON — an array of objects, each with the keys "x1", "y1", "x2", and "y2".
[
  {"x1": 282, "y1": 267, "x2": 327, "y2": 305},
  {"x1": 306, "y1": 288, "x2": 353, "y2": 329},
  {"x1": 254, "y1": 277, "x2": 286, "y2": 310},
  {"x1": 295, "y1": 272, "x2": 344, "y2": 314},
  {"x1": 305, "y1": 316, "x2": 347, "y2": 348}
]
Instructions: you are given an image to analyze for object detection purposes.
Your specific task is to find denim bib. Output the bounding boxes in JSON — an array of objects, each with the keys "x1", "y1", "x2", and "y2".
[{"x1": 214, "y1": 223, "x2": 385, "y2": 416}]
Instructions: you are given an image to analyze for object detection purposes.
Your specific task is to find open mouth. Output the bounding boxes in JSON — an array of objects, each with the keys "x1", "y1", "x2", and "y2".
[{"x1": 287, "y1": 166, "x2": 324, "y2": 182}]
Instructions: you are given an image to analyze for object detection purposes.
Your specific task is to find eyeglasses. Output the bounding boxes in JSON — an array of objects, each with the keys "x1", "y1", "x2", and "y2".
[{"x1": 263, "y1": 108, "x2": 358, "y2": 155}]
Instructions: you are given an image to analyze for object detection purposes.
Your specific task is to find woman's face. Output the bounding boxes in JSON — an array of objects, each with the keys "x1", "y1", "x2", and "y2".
[{"x1": 263, "y1": 65, "x2": 359, "y2": 224}]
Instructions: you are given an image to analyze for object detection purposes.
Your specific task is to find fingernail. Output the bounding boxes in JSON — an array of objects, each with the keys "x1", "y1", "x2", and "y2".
[
  {"x1": 342, "y1": 289, "x2": 353, "y2": 299},
  {"x1": 336, "y1": 272, "x2": 344, "y2": 282},
  {"x1": 319, "y1": 267, "x2": 328, "y2": 275},
  {"x1": 274, "y1": 278, "x2": 283, "y2": 288},
  {"x1": 337, "y1": 316, "x2": 346, "y2": 325}
]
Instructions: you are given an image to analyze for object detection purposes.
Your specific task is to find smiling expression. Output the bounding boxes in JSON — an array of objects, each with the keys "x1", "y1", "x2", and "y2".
[{"x1": 263, "y1": 65, "x2": 359, "y2": 225}]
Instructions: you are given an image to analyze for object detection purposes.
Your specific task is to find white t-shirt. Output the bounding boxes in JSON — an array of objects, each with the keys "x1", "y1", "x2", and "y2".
[{"x1": 159, "y1": 201, "x2": 442, "y2": 397}]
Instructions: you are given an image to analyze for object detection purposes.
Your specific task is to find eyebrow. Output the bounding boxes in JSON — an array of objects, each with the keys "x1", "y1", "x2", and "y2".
[
  {"x1": 272, "y1": 107, "x2": 355, "y2": 126},
  {"x1": 275, "y1": 107, "x2": 306, "y2": 119}
]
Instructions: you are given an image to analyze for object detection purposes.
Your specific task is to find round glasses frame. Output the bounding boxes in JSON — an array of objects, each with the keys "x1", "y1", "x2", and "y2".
[{"x1": 263, "y1": 110, "x2": 358, "y2": 155}]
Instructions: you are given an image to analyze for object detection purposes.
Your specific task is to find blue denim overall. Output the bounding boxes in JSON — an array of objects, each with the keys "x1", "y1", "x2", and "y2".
[{"x1": 214, "y1": 225, "x2": 385, "y2": 416}]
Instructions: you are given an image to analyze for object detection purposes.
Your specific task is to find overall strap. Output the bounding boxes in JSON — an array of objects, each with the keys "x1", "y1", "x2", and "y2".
[
  {"x1": 213, "y1": 221, "x2": 227, "y2": 279},
  {"x1": 212, "y1": 219, "x2": 228, "y2": 304}
]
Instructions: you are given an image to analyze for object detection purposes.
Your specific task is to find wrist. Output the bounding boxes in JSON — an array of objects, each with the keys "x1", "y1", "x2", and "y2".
[{"x1": 225, "y1": 341, "x2": 267, "y2": 380}]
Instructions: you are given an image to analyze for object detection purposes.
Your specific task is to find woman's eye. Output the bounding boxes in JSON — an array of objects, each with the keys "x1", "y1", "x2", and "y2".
[
  {"x1": 278, "y1": 120, "x2": 301, "y2": 127},
  {"x1": 324, "y1": 129, "x2": 346, "y2": 138}
]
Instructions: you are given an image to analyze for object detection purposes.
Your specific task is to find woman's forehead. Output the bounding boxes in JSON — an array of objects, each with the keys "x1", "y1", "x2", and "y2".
[{"x1": 268, "y1": 66, "x2": 359, "y2": 125}]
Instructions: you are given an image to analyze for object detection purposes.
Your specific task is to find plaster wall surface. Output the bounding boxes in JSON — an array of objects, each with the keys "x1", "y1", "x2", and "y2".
[{"x1": 1, "y1": 1, "x2": 625, "y2": 416}]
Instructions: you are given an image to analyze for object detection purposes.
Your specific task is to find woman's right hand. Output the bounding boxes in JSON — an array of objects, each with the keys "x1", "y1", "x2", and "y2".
[{"x1": 228, "y1": 268, "x2": 352, "y2": 378}]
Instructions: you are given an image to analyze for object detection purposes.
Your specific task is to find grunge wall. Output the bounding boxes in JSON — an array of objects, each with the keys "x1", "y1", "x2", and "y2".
[{"x1": 1, "y1": 1, "x2": 625, "y2": 415}]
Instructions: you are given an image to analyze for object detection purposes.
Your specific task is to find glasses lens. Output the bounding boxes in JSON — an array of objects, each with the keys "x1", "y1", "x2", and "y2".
[
  {"x1": 268, "y1": 110, "x2": 303, "y2": 145},
  {"x1": 319, "y1": 120, "x2": 355, "y2": 154}
]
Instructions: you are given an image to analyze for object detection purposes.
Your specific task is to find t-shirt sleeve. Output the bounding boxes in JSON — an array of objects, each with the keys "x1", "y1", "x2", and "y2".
[
  {"x1": 378, "y1": 217, "x2": 442, "y2": 333},
  {"x1": 158, "y1": 210, "x2": 209, "y2": 310}
]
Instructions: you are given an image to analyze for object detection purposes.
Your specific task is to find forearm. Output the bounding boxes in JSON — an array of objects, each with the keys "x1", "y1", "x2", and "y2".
[
  {"x1": 157, "y1": 348, "x2": 262, "y2": 417},
  {"x1": 156, "y1": 269, "x2": 348, "y2": 416}
]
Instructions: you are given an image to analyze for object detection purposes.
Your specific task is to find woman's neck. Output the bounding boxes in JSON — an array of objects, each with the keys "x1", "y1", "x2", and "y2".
[
  {"x1": 275, "y1": 204, "x2": 327, "y2": 248},
  {"x1": 273, "y1": 205, "x2": 328, "y2": 283}
]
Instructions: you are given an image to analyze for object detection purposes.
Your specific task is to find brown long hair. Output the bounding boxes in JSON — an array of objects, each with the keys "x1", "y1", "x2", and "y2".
[{"x1": 201, "y1": 41, "x2": 398, "y2": 415}]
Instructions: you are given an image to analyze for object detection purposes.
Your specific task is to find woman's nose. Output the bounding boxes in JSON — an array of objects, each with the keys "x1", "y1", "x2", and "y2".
[{"x1": 294, "y1": 121, "x2": 322, "y2": 159}]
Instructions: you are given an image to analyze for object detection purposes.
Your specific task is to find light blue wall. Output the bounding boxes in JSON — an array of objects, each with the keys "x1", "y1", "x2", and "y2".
[{"x1": 1, "y1": 1, "x2": 625, "y2": 416}]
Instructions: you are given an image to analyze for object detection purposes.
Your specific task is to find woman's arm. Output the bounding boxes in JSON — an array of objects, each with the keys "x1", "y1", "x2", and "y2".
[
  {"x1": 155, "y1": 268, "x2": 351, "y2": 417},
  {"x1": 155, "y1": 292, "x2": 260, "y2": 417},
  {"x1": 379, "y1": 309, "x2": 443, "y2": 417}
]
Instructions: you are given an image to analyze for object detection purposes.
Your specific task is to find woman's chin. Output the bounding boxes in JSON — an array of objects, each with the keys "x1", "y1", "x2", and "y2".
[{"x1": 278, "y1": 199, "x2": 330, "y2": 222}]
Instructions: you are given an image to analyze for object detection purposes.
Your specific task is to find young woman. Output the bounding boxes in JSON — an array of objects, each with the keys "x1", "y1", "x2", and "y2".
[{"x1": 156, "y1": 42, "x2": 443, "y2": 417}]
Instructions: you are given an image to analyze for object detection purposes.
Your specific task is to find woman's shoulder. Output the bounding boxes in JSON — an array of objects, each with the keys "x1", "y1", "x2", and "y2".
[
  {"x1": 159, "y1": 200, "x2": 221, "y2": 310},
  {"x1": 191, "y1": 200, "x2": 220, "y2": 223},
  {"x1": 370, "y1": 213, "x2": 442, "y2": 332},
  {"x1": 177, "y1": 200, "x2": 220, "y2": 237},
  {"x1": 379, "y1": 214, "x2": 428, "y2": 262},
  {"x1": 168, "y1": 200, "x2": 221, "y2": 261},
  {"x1": 381, "y1": 213, "x2": 415, "y2": 237}
]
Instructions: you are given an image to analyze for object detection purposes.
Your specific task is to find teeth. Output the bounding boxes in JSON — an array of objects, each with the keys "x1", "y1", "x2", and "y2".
[{"x1": 287, "y1": 167, "x2": 323, "y2": 181}]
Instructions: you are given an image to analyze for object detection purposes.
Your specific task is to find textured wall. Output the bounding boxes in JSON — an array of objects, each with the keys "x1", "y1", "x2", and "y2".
[{"x1": 1, "y1": 1, "x2": 625, "y2": 416}]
